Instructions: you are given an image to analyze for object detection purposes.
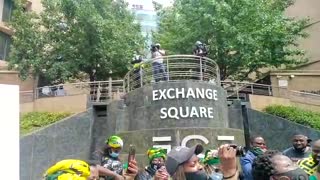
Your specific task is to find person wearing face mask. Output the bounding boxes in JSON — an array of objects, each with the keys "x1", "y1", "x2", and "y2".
[
  {"x1": 165, "y1": 144, "x2": 209, "y2": 180},
  {"x1": 164, "y1": 144, "x2": 241, "y2": 180},
  {"x1": 283, "y1": 134, "x2": 312, "y2": 163},
  {"x1": 240, "y1": 136, "x2": 267, "y2": 180},
  {"x1": 298, "y1": 139, "x2": 320, "y2": 177},
  {"x1": 252, "y1": 150, "x2": 309, "y2": 180},
  {"x1": 135, "y1": 147, "x2": 169, "y2": 180},
  {"x1": 99, "y1": 135, "x2": 125, "y2": 180}
]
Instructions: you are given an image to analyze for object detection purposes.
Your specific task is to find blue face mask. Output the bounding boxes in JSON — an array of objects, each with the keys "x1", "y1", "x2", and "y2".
[{"x1": 110, "y1": 151, "x2": 119, "y2": 158}]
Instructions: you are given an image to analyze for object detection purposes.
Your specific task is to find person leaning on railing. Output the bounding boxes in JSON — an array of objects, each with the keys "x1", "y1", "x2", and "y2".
[
  {"x1": 192, "y1": 41, "x2": 209, "y2": 80},
  {"x1": 131, "y1": 53, "x2": 144, "y2": 88}
]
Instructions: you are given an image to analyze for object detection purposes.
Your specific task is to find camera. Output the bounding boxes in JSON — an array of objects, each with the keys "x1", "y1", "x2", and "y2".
[
  {"x1": 150, "y1": 45, "x2": 158, "y2": 52},
  {"x1": 194, "y1": 43, "x2": 208, "y2": 57},
  {"x1": 229, "y1": 144, "x2": 247, "y2": 156}
]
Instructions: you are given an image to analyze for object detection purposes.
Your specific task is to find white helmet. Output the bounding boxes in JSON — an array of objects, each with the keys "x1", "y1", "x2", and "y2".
[{"x1": 196, "y1": 41, "x2": 202, "y2": 45}]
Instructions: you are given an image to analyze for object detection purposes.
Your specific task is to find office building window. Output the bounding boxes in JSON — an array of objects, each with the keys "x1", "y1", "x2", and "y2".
[
  {"x1": 136, "y1": 14, "x2": 148, "y2": 21},
  {"x1": 0, "y1": 32, "x2": 11, "y2": 60},
  {"x1": 2, "y1": 0, "x2": 13, "y2": 22}
]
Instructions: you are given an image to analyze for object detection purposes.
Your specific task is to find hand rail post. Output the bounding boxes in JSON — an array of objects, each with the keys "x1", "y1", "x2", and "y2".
[
  {"x1": 251, "y1": 84, "x2": 254, "y2": 95},
  {"x1": 236, "y1": 82, "x2": 239, "y2": 99},
  {"x1": 166, "y1": 57, "x2": 170, "y2": 81},
  {"x1": 140, "y1": 66, "x2": 143, "y2": 87},
  {"x1": 127, "y1": 73, "x2": 130, "y2": 92},
  {"x1": 268, "y1": 86, "x2": 272, "y2": 96},
  {"x1": 200, "y1": 57, "x2": 203, "y2": 81},
  {"x1": 123, "y1": 79, "x2": 126, "y2": 93},
  {"x1": 108, "y1": 77, "x2": 112, "y2": 100}
]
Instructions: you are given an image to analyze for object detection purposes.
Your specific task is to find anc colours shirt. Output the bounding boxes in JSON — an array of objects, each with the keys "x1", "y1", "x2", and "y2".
[{"x1": 298, "y1": 156, "x2": 319, "y2": 176}]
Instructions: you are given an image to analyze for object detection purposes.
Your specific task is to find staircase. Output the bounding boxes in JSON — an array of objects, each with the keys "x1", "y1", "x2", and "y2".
[{"x1": 221, "y1": 81, "x2": 272, "y2": 101}]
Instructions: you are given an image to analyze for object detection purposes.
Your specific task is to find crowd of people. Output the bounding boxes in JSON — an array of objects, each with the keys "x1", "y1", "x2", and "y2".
[{"x1": 43, "y1": 134, "x2": 320, "y2": 180}]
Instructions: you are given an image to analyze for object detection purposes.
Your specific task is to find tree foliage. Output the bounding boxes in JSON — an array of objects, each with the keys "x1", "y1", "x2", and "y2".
[
  {"x1": 9, "y1": 0, "x2": 144, "y2": 84},
  {"x1": 153, "y1": 0, "x2": 309, "y2": 80}
]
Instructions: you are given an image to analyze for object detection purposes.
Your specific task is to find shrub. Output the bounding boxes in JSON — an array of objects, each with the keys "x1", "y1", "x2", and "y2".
[
  {"x1": 20, "y1": 112, "x2": 72, "y2": 135},
  {"x1": 264, "y1": 105, "x2": 320, "y2": 130}
]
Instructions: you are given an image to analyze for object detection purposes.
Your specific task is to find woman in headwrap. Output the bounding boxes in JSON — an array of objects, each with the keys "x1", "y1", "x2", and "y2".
[{"x1": 135, "y1": 147, "x2": 169, "y2": 180}]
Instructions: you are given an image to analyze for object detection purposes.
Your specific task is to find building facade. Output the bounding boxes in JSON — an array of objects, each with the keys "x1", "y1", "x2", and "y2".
[
  {"x1": 0, "y1": 0, "x2": 13, "y2": 61},
  {"x1": 270, "y1": 60, "x2": 320, "y2": 96},
  {"x1": 128, "y1": 0, "x2": 159, "y2": 56},
  {"x1": 286, "y1": 0, "x2": 320, "y2": 62},
  {"x1": 132, "y1": 7, "x2": 158, "y2": 46},
  {"x1": 0, "y1": 0, "x2": 39, "y2": 102}
]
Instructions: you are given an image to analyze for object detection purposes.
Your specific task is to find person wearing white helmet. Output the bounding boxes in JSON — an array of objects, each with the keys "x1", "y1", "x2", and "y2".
[
  {"x1": 192, "y1": 41, "x2": 208, "y2": 80},
  {"x1": 151, "y1": 43, "x2": 167, "y2": 82},
  {"x1": 193, "y1": 41, "x2": 208, "y2": 57}
]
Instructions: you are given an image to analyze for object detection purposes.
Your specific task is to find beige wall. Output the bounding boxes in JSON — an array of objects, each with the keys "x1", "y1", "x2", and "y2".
[
  {"x1": 291, "y1": 102, "x2": 320, "y2": 113},
  {"x1": 249, "y1": 94, "x2": 320, "y2": 112},
  {"x1": 286, "y1": 0, "x2": 320, "y2": 62},
  {"x1": 285, "y1": 75, "x2": 320, "y2": 91},
  {"x1": 0, "y1": 70, "x2": 36, "y2": 91},
  {"x1": 20, "y1": 102, "x2": 34, "y2": 113},
  {"x1": 289, "y1": 91, "x2": 320, "y2": 106},
  {"x1": 298, "y1": 61, "x2": 320, "y2": 70},
  {"x1": 270, "y1": 73, "x2": 320, "y2": 96},
  {"x1": 20, "y1": 94, "x2": 88, "y2": 114},
  {"x1": 249, "y1": 95, "x2": 291, "y2": 111}
]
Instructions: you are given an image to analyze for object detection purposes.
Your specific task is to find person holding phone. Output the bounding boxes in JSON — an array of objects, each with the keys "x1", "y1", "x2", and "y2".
[
  {"x1": 97, "y1": 135, "x2": 125, "y2": 180},
  {"x1": 135, "y1": 147, "x2": 169, "y2": 180}
]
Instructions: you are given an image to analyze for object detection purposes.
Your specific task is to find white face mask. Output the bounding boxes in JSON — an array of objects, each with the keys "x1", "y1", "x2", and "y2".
[{"x1": 209, "y1": 172, "x2": 223, "y2": 180}]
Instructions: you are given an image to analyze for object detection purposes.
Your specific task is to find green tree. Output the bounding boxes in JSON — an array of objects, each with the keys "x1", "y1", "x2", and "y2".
[
  {"x1": 9, "y1": 0, "x2": 144, "y2": 84},
  {"x1": 8, "y1": 0, "x2": 44, "y2": 81},
  {"x1": 153, "y1": 0, "x2": 309, "y2": 80}
]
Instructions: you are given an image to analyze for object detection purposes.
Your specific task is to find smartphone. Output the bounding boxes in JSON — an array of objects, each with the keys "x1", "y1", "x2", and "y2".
[
  {"x1": 158, "y1": 165, "x2": 166, "y2": 172},
  {"x1": 127, "y1": 145, "x2": 136, "y2": 174}
]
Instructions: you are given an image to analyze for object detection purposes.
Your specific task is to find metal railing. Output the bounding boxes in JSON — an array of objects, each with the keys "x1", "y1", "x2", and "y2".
[
  {"x1": 23, "y1": 52, "x2": 320, "y2": 104},
  {"x1": 221, "y1": 81, "x2": 273, "y2": 99},
  {"x1": 35, "y1": 80, "x2": 124, "y2": 102},
  {"x1": 221, "y1": 81, "x2": 320, "y2": 106},
  {"x1": 123, "y1": 55, "x2": 220, "y2": 92},
  {"x1": 28, "y1": 79, "x2": 320, "y2": 105}
]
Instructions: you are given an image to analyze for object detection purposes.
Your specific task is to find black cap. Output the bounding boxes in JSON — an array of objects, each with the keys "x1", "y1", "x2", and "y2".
[{"x1": 165, "y1": 144, "x2": 203, "y2": 176}]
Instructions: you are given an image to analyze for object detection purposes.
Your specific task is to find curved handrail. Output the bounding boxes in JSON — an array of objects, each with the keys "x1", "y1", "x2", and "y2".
[{"x1": 123, "y1": 55, "x2": 221, "y2": 92}]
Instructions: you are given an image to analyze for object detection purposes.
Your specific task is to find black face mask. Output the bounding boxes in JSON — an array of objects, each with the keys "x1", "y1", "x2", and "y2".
[
  {"x1": 272, "y1": 168, "x2": 309, "y2": 180},
  {"x1": 185, "y1": 170, "x2": 208, "y2": 180},
  {"x1": 294, "y1": 147, "x2": 306, "y2": 153},
  {"x1": 151, "y1": 163, "x2": 162, "y2": 170},
  {"x1": 145, "y1": 166, "x2": 156, "y2": 176}
]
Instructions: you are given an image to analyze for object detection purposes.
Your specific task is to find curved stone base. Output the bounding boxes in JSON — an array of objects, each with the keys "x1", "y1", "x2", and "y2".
[
  {"x1": 116, "y1": 127, "x2": 244, "y2": 167},
  {"x1": 120, "y1": 81, "x2": 229, "y2": 131}
]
